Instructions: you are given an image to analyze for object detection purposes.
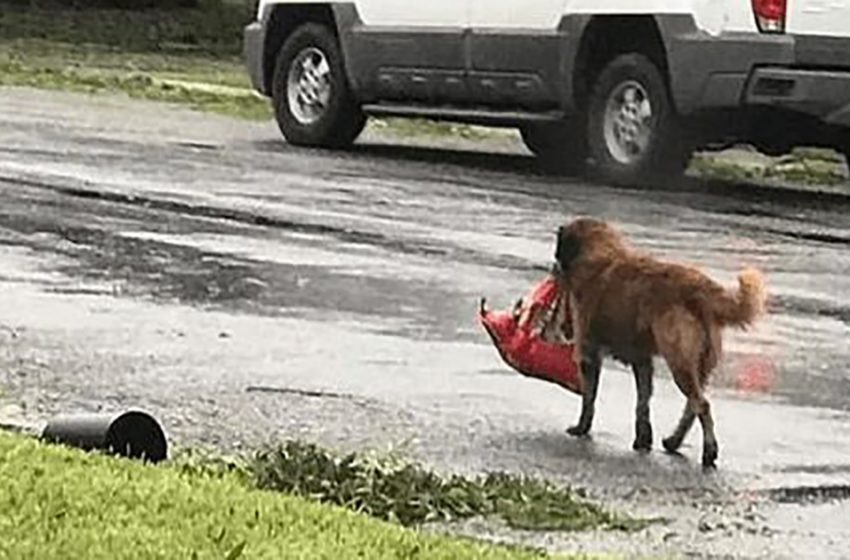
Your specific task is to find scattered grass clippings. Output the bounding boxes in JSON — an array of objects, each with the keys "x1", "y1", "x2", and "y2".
[{"x1": 178, "y1": 439, "x2": 653, "y2": 532}]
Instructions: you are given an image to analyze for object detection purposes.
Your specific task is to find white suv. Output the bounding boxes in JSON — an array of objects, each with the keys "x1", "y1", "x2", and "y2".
[{"x1": 244, "y1": 0, "x2": 850, "y2": 186}]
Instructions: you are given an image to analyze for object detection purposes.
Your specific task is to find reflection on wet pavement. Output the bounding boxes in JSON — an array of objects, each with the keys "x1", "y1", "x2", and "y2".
[{"x1": 2, "y1": 162, "x2": 848, "y2": 412}]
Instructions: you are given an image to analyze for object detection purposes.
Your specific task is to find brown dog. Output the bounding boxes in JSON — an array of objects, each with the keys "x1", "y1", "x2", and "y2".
[{"x1": 553, "y1": 218, "x2": 766, "y2": 467}]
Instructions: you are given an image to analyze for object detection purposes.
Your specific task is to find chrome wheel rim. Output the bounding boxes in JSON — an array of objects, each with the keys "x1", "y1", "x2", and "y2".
[
  {"x1": 286, "y1": 47, "x2": 332, "y2": 125},
  {"x1": 603, "y1": 80, "x2": 653, "y2": 165}
]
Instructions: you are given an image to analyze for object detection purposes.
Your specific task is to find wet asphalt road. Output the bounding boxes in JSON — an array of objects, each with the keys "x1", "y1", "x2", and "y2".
[{"x1": 1, "y1": 88, "x2": 850, "y2": 558}]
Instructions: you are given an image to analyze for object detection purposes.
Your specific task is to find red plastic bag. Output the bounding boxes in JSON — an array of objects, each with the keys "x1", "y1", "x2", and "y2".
[{"x1": 479, "y1": 276, "x2": 582, "y2": 395}]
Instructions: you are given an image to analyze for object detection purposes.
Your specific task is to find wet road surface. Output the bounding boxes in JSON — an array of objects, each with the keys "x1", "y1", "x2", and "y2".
[{"x1": 1, "y1": 88, "x2": 850, "y2": 557}]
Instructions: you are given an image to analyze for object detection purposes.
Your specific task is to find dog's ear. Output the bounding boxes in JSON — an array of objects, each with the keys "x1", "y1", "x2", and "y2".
[{"x1": 555, "y1": 225, "x2": 581, "y2": 272}]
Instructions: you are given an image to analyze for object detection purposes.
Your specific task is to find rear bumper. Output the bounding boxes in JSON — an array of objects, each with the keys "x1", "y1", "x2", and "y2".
[
  {"x1": 661, "y1": 21, "x2": 850, "y2": 134},
  {"x1": 243, "y1": 21, "x2": 267, "y2": 95},
  {"x1": 658, "y1": 16, "x2": 795, "y2": 114},
  {"x1": 745, "y1": 67, "x2": 850, "y2": 128}
]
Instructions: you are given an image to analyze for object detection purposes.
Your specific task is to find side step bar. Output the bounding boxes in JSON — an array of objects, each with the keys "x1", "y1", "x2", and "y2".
[{"x1": 361, "y1": 103, "x2": 566, "y2": 127}]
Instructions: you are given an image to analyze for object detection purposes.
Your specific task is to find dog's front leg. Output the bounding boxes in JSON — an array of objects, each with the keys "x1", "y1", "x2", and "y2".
[
  {"x1": 632, "y1": 361, "x2": 654, "y2": 451},
  {"x1": 567, "y1": 347, "x2": 601, "y2": 437},
  {"x1": 568, "y1": 292, "x2": 584, "y2": 368}
]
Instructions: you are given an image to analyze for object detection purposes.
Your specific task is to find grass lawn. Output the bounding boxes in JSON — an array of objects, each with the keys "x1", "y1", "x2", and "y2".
[
  {"x1": 0, "y1": 1, "x2": 270, "y2": 118},
  {"x1": 0, "y1": 430, "x2": 567, "y2": 560}
]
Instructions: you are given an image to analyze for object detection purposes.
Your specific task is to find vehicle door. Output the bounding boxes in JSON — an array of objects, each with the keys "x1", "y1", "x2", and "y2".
[
  {"x1": 345, "y1": 0, "x2": 472, "y2": 104},
  {"x1": 467, "y1": 0, "x2": 568, "y2": 108}
]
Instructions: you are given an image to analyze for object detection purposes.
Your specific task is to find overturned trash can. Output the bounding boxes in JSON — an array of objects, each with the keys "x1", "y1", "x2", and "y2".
[{"x1": 41, "y1": 410, "x2": 168, "y2": 464}]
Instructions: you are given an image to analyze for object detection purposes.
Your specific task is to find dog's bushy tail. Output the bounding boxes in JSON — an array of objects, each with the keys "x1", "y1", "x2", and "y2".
[{"x1": 710, "y1": 267, "x2": 766, "y2": 328}]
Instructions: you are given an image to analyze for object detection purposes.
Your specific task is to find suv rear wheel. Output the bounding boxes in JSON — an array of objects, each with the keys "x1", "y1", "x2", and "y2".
[
  {"x1": 586, "y1": 53, "x2": 691, "y2": 186},
  {"x1": 272, "y1": 23, "x2": 366, "y2": 148},
  {"x1": 520, "y1": 122, "x2": 587, "y2": 175}
]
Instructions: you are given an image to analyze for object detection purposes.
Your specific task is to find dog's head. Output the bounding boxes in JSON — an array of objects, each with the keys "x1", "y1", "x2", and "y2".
[{"x1": 553, "y1": 218, "x2": 625, "y2": 276}]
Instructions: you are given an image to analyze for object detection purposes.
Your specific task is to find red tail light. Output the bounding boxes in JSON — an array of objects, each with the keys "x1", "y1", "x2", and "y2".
[{"x1": 752, "y1": 0, "x2": 787, "y2": 33}]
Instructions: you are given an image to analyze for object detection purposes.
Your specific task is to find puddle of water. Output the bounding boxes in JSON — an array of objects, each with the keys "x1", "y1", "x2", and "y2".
[{"x1": 0, "y1": 190, "x2": 485, "y2": 343}]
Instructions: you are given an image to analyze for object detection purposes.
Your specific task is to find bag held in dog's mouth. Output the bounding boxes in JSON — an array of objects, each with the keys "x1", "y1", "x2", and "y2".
[{"x1": 478, "y1": 276, "x2": 582, "y2": 395}]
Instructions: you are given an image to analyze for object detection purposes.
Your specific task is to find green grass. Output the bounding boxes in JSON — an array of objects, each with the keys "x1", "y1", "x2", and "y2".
[
  {"x1": 0, "y1": 1, "x2": 272, "y2": 118},
  {"x1": 370, "y1": 117, "x2": 499, "y2": 141},
  {"x1": 691, "y1": 149, "x2": 847, "y2": 187},
  {"x1": 0, "y1": 51, "x2": 272, "y2": 119},
  {"x1": 0, "y1": 431, "x2": 566, "y2": 560},
  {"x1": 0, "y1": 1, "x2": 252, "y2": 56}
]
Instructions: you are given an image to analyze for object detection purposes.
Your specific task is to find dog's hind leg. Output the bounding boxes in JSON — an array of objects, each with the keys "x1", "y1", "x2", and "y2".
[
  {"x1": 693, "y1": 395, "x2": 718, "y2": 468},
  {"x1": 664, "y1": 373, "x2": 717, "y2": 467},
  {"x1": 567, "y1": 347, "x2": 601, "y2": 437},
  {"x1": 632, "y1": 360, "x2": 654, "y2": 451},
  {"x1": 661, "y1": 328, "x2": 719, "y2": 455},
  {"x1": 662, "y1": 401, "x2": 695, "y2": 453},
  {"x1": 693, "y1": 321, "x2": 721, "y2": 467},
  {"x1": 655, "y1": 308, "x2": 718, "y2": 466}
]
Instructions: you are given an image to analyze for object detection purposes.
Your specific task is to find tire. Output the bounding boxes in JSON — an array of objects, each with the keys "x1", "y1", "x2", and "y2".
[
  {"x1": 839, "y1": 139, "x2": 850, "y2": 167},
  {"x1": 841, "y1": 145, "x2": 850, "y2": 182},
  {"x1": 520, "y1": 122, "x2": 587, "y2": 175},
  {"x1": 272, "y1": 23, "x2": 366, "y2": 148},
  {"x1": 586, "y1": 53, "x2": 691, "y2": 186}
]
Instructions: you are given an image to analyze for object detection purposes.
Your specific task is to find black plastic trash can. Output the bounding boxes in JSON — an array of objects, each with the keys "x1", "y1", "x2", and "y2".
[{"x1": 41, "y1": 410, "x2": 168, "y2": 463}]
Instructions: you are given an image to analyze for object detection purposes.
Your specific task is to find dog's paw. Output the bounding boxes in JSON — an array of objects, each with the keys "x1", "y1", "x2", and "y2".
[
  {"x1": 662, "y1": 435, "x2": 683, "y2": 454},
  {"x1": 566, "y1": 425, "x2": 590, "y2": 438},
  {"x1": 702, "y1": 443, "x2": 719, "y2": 469},
  {"x1": 633, "y1": 422, "x2": 652, "y2": 452},
  {"x1": 632, "y1": 434, "x2": 652, "y2": 452}
]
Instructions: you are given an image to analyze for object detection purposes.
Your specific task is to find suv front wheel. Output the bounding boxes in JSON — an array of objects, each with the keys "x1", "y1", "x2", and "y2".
[
  {"x1": 586, "y1": 53, "x2": 691, "y2": 186},
  {"x1": 272, "y1": 23, "x2": 366, "y2": 148}
]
